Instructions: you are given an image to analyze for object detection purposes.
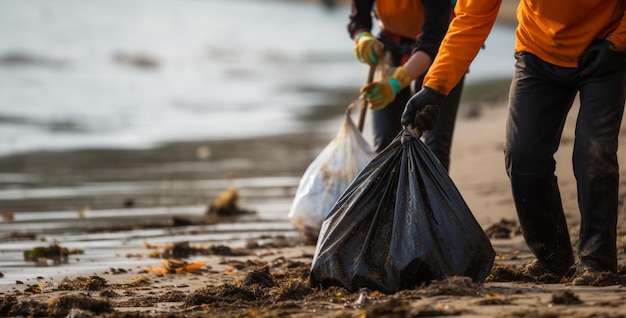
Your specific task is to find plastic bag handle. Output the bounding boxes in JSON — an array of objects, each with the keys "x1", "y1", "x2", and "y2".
[{"x1": 401, "y1": 125, "x2": 422, "y2": 144}]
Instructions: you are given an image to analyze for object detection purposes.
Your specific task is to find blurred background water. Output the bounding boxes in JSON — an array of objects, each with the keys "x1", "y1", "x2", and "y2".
[
  {"x1": 0, "y1": 0, "x2": 518, "y2": 286},
  {"x1": 0, "y1": 0, "x2": 515, "y2": 157}
]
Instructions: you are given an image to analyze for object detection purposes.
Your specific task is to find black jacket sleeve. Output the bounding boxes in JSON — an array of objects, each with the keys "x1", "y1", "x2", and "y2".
[
  {"x1": 413, "y1": 0, "x2": 452, "y2": 59},
  {"x1": 347, "y1": 0, "x2": 375, "y2": 40}
]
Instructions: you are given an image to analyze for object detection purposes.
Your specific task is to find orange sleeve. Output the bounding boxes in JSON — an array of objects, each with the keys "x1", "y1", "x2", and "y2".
[{"x1": 424, "y1": 0, "x2": 502, "y2": 95}]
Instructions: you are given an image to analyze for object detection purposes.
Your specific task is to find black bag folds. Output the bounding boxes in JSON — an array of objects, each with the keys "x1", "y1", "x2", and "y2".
[{"x1": 310, "y1": 128, "x2": 495, "y2": 294}]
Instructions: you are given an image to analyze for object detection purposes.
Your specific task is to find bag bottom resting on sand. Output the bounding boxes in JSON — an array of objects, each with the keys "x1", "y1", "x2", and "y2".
[{"x1": 310, "y1": 127, "x2": 495, "y2": 294}]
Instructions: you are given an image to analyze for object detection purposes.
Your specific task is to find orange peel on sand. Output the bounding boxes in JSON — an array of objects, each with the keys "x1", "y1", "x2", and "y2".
[{"x1": 145, "y1": 259, "x2": 206, "y2": 275}]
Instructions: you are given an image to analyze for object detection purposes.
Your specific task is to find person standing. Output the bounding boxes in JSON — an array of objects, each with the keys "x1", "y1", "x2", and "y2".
[
  {"x1": 349, "y1": 0, "x2": 465, "y2": 171},
  {"x1": 402, "y1": 0, "x2": 626, "y2": 285}
]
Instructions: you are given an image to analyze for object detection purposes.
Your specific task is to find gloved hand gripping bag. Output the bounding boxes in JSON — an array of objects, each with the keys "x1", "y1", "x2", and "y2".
[{"x1": 310, "y1": 128, "x2": 495, "y2": 294}]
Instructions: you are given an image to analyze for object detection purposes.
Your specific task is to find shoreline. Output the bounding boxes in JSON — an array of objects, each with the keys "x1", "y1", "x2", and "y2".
[{"x1": 2, "y1": 84, "x2": 626, "y2": 316}]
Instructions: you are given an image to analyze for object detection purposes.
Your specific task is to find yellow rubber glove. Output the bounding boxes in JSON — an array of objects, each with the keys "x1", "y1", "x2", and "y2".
[
  {"x1": 361, "y1": 66, "x2": 411, "y2": 110},
  {"x1": 354, "y1": 32, "x2": 384, "y2": 66}
]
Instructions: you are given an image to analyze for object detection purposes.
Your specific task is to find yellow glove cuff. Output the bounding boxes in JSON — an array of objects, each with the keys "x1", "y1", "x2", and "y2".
[{"x1": 391, "y1": 66, "x2": 411, "y2": 88}]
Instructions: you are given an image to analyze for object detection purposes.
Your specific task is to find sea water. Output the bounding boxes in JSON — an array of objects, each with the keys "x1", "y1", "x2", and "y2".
[{"x1": 0, "y1": 0, "x2": 515, "y2": 157}]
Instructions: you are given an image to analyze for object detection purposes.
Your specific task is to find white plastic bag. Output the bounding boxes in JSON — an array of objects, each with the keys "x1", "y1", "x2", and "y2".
[{"x1": 289, "y1": 107, "x2": 374, "y2": 242}]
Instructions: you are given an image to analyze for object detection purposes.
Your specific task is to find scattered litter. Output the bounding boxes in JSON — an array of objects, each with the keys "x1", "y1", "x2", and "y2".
[
  {"x1": 23, "y1": 244, "x2": 83, "y2": 265},
  {"x1": 145, "y1": 259, "x2": 207, "y2": 275},
  {"x1": 206, "y1": 187, "x2": 256, "y2": 217},
  {"x1": 485, "y1": 218, "x2": 521, "y2": 239},
  {"x1": 550, "y1": 290, "x2": 582, "y2": 305}
]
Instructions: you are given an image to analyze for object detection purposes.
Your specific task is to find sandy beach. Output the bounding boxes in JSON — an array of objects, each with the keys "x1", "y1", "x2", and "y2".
[
  {"x1": 2, "y1": 82, "x2": 626, "y2": 317},
  {"x1": 3, "y1": 1, "x2": 626, "y2": 317}
]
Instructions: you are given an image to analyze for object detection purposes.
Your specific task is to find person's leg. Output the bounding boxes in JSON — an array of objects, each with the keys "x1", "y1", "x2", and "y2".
[
  {"x1": 504, "y1": 52, "x2": 578, "y2": 274},
  {"x1": 371, "y1": 34, "x2": 411, "y2": 153},
  {"x1": 423, "y1": 76, "x2": 464, "y2": 172},
  {"x1": 573, "y1": 60, "x2": 626, "y2": 275}
]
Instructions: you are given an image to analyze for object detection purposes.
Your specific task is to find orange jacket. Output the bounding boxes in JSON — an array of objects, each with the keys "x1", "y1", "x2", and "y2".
[
  {"x1": 425, "y1": 0, "x2": 626, "y2": 95},
  {"x1": 348, "y1": 0, "x2": 451, "y2": 60},
  {"x1": 375, "y1": 0, "x2": 425, "y2": 39}
]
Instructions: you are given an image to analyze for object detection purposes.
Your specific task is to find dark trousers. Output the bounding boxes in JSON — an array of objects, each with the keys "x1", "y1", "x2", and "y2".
[
  {"x1": 371, "y1": 43, "x2": 464, "y2": 171},
  {"x1": 504, "y1": 52, "x2": 626, "y2": 272}
]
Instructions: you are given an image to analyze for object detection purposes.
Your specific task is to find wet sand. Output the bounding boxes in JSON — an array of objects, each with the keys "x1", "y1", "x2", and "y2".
[
  {"x1": 4, "y1": 3, "x2": 626, "y2": 316},
  {"x1": 2, "y1": 78, "x2": 626, "y2": 317}
]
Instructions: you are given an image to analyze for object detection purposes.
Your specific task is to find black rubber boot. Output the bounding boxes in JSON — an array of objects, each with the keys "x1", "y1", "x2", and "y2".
[
  {"x1": 510, "y1": 175, "x2": 575, "y2": 274},
  {"x1": 574, "y1": 169, "x2": 618, "y2": 273}
]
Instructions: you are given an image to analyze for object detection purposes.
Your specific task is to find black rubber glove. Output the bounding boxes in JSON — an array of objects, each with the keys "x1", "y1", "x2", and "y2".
[
  {"x1": 401, "y1": 86, "x2": 445, "y2": 132},
  {"x1": 579, "y1": 39, "x2": 626, "y2": 77}
]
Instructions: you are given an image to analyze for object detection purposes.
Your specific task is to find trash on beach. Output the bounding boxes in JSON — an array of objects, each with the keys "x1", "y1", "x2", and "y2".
[
  {"x1": 205, "y1": 187, "x2": 256, "y2": 217},
  {"x1": 484, "y1": 218, "x2": 521, "y2": 239},
  {"x1": 1, "y1": 212, "x2": 14, "y2": 222},
  {"x1": 310, "y1": 127, "x2": 495, "y2": 294},
  {"x1": 145, "y1": 259, "x2": 207, "y2": 275},
  {"x1": 23, "y1": 244, "x2": 84, "y2": 266},
  {"x1": 143, "y1": 241, "x2": 253, "y2": 259},
  {"x1": 288, "y1": 106, "x2": 374, "y2": 243}
]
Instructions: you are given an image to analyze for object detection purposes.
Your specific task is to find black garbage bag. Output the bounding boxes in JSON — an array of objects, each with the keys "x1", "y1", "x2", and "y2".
[{"x1": 310, "y1": 127, "x2": 495, "y2": 294}]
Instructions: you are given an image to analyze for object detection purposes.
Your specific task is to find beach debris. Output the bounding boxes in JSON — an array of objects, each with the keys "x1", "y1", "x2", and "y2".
[
  {"x1": 486, "y1": 264, "x2": 526, "y2": 282},
  {"x1": 275, "y1": 279, "x2": 312, "y2": 301},
  {"x1": 145, "y1": 259, "x2": 207, "y2": 275},
  {"x1": 48, "y1": 294, "x2": 113, "y2": 317},
  {"x1": 143, "y1": 241, "x2": 253, "y2": 259},
  {"x1": 23, "y1": 244, "x2": 84, "y2": 265},
  {"x1": 550, "y1": 290, "x2": 582, "y2": 305},
  {"x1": 2, "y1": 287, "x2": 152, "y2": 317},
  {"x1": 243, "y1": 266, "x2": 276, "y2": 288},
  {"x1": 246, "y1": 235, "x2": 306, "y2": 249},
  {"x1": 196, "y1": 145, "x2": 212, "y2": 160},
  {"x1": 348, "y1": 290, "x2": 374, "y2": 308},
  {"x1": 184, "y1": 265, "x2": 312, "y2": 308},
  {"x1": 486, "y1": 263, "x2": 566, "y2": 284},
  {"x1": 0, "y1": 295, "x2": 48, "y2": 317},
  {"x1": 419, "y1": 276, "x2": 484, "y2": 297},
  {"x1": 567, "y1": 270, "x2": 624, "y2": 287},
  {"x1": 113, "y1": 52, "x2": 159, "y2": 69},
  {"x1": 363, "y1": 298, "x2": 467, "y2": 317},
  {"x1": 477, "y1": 292, "x2": 512, "y2": 305},
  {"x1": 206, "y1": 187, "x2": 256, "y2": 217},
  {"x1": 3, "y1": 232, "x2": 38, "y2": 241},
  {"x1": 0, "y1": 52, "x2": 69, "y2": 68},
  {"x1": 485, "y1": 218, "x2": 521, "y2": 239},
  {"x1": 495, "y1": 250, "x2": 521, "y2": 261},
  {"x1": 1, "y1": 212, "x2": 14, "y2": 222},
  {"x1": 58, "y1": 275, "x2": 108, "y2": 291},
  {"x1": 24, "y1": 281, "x2": 61, "y2": 294},
  {"x1": 77, "y1": 205, "x2": 91, "y2": 219},
  {"x1": 130, "y1": 275, "x2": 151, "y2": 286},
  {"x1": 108, "y1": 267, "x2": 128, "y2": 275},
  {"x1": 123, "y1": 198, "x2": 135, "y2": 208}
]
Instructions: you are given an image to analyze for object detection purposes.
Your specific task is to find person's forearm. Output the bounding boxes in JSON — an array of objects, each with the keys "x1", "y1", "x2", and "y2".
[
  {"x1": 348, "y1": 0, "x2": 375, "y2": 39},
  {"x1": 403, "y1": 51, "x2": 433, "y2": 80}
]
